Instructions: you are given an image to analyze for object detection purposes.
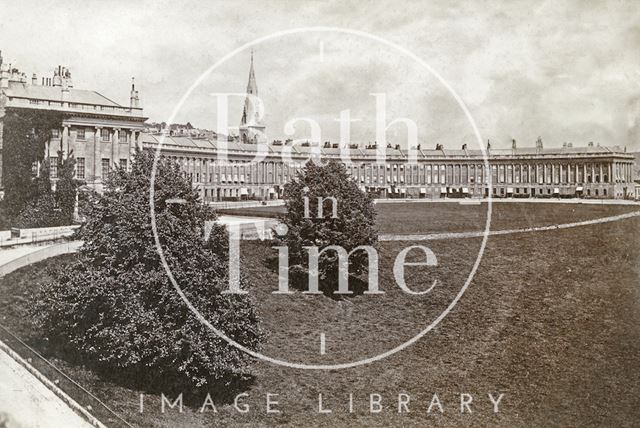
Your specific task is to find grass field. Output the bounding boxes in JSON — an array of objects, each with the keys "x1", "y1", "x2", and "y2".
[{"x1": 0, "y1": 202, "x2": 639, "y2": 427}]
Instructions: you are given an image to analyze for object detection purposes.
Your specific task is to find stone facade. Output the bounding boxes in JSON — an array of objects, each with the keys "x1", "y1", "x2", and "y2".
[
  {"x1": 144, "y1": 57, "x2": 635, "y2": 201},
  {"x1": 0, "y1": 51, "x2": 635, "y2": 201},
  {"x1": 143, "y1": 134, "x2": 636, "y2": 201},
  {"x1": 0, "y1": 54, "x2": 147, "y2": 193}
]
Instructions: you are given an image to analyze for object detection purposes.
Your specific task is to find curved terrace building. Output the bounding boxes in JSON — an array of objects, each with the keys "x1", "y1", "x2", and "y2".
[
  {"x1": 143, "y1": 134, "x2": 635, "y2": 201},
  {"x1": 0, "y1": 50, "x2": 635, "y2": 201},
  {"x1": 143, "y1": 57, "x2": 636, "y2": 202}
]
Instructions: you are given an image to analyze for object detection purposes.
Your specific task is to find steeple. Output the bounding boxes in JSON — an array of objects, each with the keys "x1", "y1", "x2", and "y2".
[
  {"x1": 246, "y1": 49, "x2": 257, "y2": 97},
  {"x1": 239, "y1": 50, "x2": 266, "y2": 144}
]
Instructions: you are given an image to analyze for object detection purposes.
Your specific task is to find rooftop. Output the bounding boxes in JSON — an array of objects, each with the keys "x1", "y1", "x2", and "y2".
[{"x1": 142, "y1": 134, "x2": 633, "y2": 160}]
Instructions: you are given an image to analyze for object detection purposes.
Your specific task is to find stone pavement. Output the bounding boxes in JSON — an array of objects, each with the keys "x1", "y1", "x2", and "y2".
[{"x1": 0, "y1": 347, "x2": 92, "y2": 428}]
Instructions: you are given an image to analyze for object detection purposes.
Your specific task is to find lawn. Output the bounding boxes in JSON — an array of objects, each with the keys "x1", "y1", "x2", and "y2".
[{"x1": 0, "y1": 202, "x2": 639, "y2": 427}]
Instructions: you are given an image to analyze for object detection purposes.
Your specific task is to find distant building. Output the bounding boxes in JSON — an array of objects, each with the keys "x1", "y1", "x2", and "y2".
[
  {"x1": 144, "y1": 57, "x2": 636, "y2": 201},
  {"x1": 144, "y1": 121, "x2": 217, "y2": 139},
  {"x1": 1, "y1": 50, "x2": 635, "y2": 202},
  {"x1": 0, "y1": 50, "x2": 147, "y2": 193}
]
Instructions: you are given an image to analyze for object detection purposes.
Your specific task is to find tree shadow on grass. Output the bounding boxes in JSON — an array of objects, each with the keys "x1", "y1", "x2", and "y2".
[{"x1": 265, "y1": 252, "x2": 371, "y2": 300}]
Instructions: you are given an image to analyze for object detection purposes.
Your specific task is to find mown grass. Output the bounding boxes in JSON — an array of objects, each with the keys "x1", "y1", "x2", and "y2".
[{"x1": 0, "y1": 202, "x2": 638, "y2": 427}]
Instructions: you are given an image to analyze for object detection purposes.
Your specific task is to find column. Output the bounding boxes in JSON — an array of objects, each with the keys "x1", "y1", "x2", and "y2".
[
  {"x1": 94, "y1": 127, "x2": 101, "y2": 186},
  {"x1": 62, "y1": 125, "x2": 70, "y2": 155},
  {"x1": 112, "y1": 129, "x2": 119, "y2": 166},
  {"x1": 598, "y1": 164, "x2": 602, "y2": 183}
]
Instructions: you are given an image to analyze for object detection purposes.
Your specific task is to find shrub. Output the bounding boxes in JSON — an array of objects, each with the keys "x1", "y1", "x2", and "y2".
[
  {"x1": 32, "y1": 150, "x2": 263, "y2": 388},
  {"x1": 277, "y1": 160, "x2": 378, "y2": 292}
]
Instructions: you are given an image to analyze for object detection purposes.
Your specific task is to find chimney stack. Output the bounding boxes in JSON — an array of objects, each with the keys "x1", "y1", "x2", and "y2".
[
  {"x1": 0, "y1": 61, "x2": 9, "y2": 89},
  {"x1": 536, "y1": 136, "x2": 543, "y2": 150},
  {"x1": 512, "y1": 138, "x2": 517, "y2": 149},
  {"x1": 130, "y1": 77, "x2": 140, "y2": 108},
  {"x1": 32, "y1": 73, "x2": 37, "y2": 85}
]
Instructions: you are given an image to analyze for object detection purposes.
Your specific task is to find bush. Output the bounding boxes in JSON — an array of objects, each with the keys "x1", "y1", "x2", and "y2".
[
  {"x1": 32, "y1": 150, "x2": 263, "y2": 388},
  {"x1": 277, "y1": 160, "x2": 378, "y2": 293}
]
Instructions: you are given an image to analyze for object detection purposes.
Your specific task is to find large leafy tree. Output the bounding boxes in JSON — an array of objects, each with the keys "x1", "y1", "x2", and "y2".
[
  {"x1": 14, "y1": 159, "x2": 59, "y2": 228},
  {"x1": 33, "y1": 150, "x2": 263, "y2": 388},
  {"x1": 2, "y1": 109, "x2": 63, "y2": 219},
  {"x1": 278, "y1": 160, "x2": 378, "y2": 293},
  {"x1": 54, "y1": 150, "x2": 79, "y2": 225},
  {"x1": 13, "y1": 151, "x2": 79, "y2": 228}
]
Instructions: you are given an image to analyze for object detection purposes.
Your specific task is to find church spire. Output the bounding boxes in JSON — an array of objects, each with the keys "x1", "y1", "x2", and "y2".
[
  {"x1": 239, "y1": 50, "x2": 265, "y2": 144},
  {"x1": 246, "y1": 49, "x2": 258, "y2": 97}
]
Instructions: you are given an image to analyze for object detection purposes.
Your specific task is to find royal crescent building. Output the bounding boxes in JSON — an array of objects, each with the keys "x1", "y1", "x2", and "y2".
[
  {"x1": 0, "y1": 50, "x2": 636, "y2": 201},
  {"x1": 144, "y1": 57, "x2": 636, "y2": 201},
  {"x1": 0, "y1": 51, "x2": 146, "y2": 194}
]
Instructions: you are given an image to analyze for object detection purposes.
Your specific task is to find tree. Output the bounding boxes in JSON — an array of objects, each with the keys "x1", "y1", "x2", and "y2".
[
  {"x1": 14, "y1": 159, "x2": 61, "y2": 228},
  {"x1": 32, "y1": 150, "x2": 263, "y2": 388},
  {"x1": 277, "y1": 160, "x2": 378, "y2": 293},
  {"x1": 2, "y1": 109, "x2": 63, "y2": 219},
  {"x1": 54, "y1": 150, "x2": 79, "y2": 225}
]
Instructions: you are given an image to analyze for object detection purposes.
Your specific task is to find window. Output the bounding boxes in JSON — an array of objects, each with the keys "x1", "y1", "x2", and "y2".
[
  {"x1": 101, "y1": 129, "x2": 110, "y2": 142},
  {"x1": 76, "y1": 128, "x2": 86, "y2": 140},
  {"x1": 50, "y1": 157, "x2": 58, "y2": 178},
  {"x1": 101, "y1": 158, "x2": 110, "y2": 180},
  {"x1": 119, "y1": 159, "x2": 127, "y2": 170},
  {"x1": 77, "y1": 157, "x2": 85, "y2": 179},
  {"x1": 51, "y1": 128, "x2": 59, "y2": 138},
  {"x1": 118, "y1": 131, "x2": 127, "y2": 143}
]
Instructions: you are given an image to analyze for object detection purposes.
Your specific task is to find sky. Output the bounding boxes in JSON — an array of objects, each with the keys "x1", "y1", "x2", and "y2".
[{"x1": 1, "y1": 0, "x2": 639, "y2": 150}]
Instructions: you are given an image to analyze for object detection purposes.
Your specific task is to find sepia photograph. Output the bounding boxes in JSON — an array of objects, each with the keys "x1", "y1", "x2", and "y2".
[{"x1": 0, "y1": 0, "x2": 638, "y2": 427}]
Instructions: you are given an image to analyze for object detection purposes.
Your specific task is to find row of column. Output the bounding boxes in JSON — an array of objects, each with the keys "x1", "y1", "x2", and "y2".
[
  {"x1": 164, "y1": 157, "x2": 306, "y2": 186},
  {"x1": 344, "y1": 162, "x2": 631, "y2": 186},
  {"x1": 161, "y1": 156, "x2": 634, "y2": 187},
  {"x1": 55, "y1": 126, "x2": 142, "y2": 184}
]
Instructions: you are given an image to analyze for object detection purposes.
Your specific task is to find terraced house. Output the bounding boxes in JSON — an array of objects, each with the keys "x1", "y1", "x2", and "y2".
[
  {"x1": 145, "y1": 58, "x2": 636, "y2": 202},
  {"x1": 0, "y1": 51, "x2": 147, "y2": 194},
  {"x1": 0, "y1": 51, "x2": 635, "y2": 201}
]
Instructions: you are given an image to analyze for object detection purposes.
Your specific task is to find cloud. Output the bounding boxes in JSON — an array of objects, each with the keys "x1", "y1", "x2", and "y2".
[{"x1": 0, "y1": 0, "x2": 638, "y2": 150}]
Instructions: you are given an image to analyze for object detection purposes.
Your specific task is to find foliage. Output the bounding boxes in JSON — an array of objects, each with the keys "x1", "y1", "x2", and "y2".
[
  {"x1": 14, "y1": 159, "x2": 62, "y2": 228},
  {"x1": 54, "y1": 150, "x2": 79, "y2": 225},
  {"x1": 12, "y1": 152, "x2": 80, "y2": 228},
  {"x1": 278, "y1": 160, "x2": 378, "y2": 292},
  {"x1": 2, "y1": 109, "x2": 63, "y2": 219},
  {"x1": 31, "y1": 150, "x2": 263, "y2": 388}
]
